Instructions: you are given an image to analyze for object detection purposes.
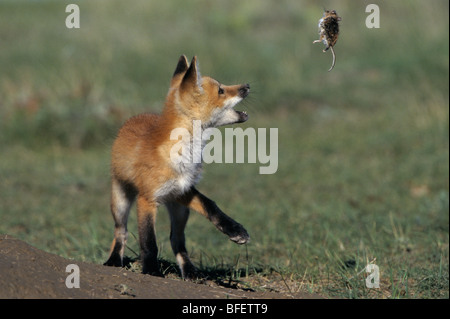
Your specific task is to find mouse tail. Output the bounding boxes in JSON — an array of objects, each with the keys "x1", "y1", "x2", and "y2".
[{"x1": 328, "y1": 46, "x2": 336, "y2": 72}]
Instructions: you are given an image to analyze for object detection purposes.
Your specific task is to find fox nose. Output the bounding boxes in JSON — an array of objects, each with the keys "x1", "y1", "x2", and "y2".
[{"x1": 239, "y1": 84, "x2": 250, "y2": 98}]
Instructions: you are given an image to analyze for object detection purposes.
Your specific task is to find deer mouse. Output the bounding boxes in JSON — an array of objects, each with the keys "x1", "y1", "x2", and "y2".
[{"x1": 313, "y1": 9, "x2": 342, "y2": 72}]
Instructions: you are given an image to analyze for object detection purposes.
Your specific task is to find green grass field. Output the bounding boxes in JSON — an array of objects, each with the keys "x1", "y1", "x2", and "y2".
[{"x1": 0, "y1": 0, "x2": 448, "y2": 298}]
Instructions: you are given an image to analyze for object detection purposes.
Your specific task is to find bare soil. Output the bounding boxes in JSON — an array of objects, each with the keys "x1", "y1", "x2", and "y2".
[{"x1": 0, "y1": 235, "x2": 321, "y2": 299}]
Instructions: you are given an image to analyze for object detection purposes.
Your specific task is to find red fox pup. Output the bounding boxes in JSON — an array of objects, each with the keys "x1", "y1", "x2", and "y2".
[{"x1": 104, "y1": 55, "x2": 251, "y2": 279}]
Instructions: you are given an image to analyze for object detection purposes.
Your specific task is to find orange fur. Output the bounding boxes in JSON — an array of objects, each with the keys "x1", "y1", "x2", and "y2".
[{"x1": 104, "y1": 56, "x2": 250, "y2": 278}]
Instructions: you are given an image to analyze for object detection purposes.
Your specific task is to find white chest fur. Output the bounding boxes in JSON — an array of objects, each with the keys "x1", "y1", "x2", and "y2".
[{"x1": 154, "y1": 133, "x2": 204, "y2": 201}]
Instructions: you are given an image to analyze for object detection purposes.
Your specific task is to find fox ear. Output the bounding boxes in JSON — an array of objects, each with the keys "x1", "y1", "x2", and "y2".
[
  {"x1": 180, "y1": 56, "x2": 203, "y2": 93},
  {"x1": 171, "y1": 55, "x2": 189, "y2": 87}
]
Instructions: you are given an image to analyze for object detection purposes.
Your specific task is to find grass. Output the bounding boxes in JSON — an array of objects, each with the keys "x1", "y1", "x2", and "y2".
[{"x1": 0, "y1": 0, "x2": 448, "y2": 298}]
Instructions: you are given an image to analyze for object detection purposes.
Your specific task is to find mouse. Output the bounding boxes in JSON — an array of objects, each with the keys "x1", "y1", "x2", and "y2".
[{"x1": 313, "y1": 9, "x2": 342, "y2": 72}]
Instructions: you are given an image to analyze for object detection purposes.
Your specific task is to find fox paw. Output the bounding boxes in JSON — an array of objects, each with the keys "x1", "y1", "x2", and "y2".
[
  {"x1": 104, "y1": 253, "x2": 123, "y2": 267},
  {"x1": 182, "y1": 264, "x2": 205, "y2": 282},
  {"x1": 228, "y1": 224, "x2": 250, "y2": 245}
]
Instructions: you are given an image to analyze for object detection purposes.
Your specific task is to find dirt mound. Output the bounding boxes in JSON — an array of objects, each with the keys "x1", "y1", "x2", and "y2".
[{"x1": 0, "y1": 235, "x2": 320, "y2": 299}]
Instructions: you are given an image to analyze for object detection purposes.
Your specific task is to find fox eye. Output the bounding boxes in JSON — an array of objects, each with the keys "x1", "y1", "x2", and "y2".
[{"x1": 218, "y1": 87, "x2": 224, "y2": 95}]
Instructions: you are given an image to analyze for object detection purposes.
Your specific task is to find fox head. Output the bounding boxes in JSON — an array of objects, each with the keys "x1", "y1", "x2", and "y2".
[{"x1": 167, "y1": 55, "x2": 250, "y2": 128}]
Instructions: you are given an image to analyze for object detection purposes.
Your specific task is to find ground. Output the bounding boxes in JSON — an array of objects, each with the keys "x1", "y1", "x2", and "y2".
[{"x1": 0, "y1": 235, "x2": 320, "y2": 299}]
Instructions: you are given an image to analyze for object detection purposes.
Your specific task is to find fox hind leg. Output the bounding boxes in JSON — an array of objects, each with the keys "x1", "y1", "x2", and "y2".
[
  {"x1": 165, "y1": 201, "x2": 200, "y2": 279},
  {"x1": 104, "y1": 178, "x2": 136, "y2": 267}
]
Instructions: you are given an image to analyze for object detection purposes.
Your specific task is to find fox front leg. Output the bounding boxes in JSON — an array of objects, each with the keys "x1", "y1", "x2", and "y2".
[{"x1": 178, "y1": 187, "x2": 250, "y2": 245}]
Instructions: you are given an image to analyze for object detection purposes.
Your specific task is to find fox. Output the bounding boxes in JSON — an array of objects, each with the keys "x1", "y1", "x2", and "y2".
[{"x1": 104, "y1": 55, "x2": 251, "y2": 279}]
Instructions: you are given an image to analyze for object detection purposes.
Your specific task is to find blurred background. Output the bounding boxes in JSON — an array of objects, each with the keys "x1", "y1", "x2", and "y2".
[{"x1": 0, "y1": 0, "x2": 448, "y2": 298}]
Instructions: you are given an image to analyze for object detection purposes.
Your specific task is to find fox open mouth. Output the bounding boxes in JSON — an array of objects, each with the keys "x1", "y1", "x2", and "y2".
[
  {"x1": 234, "y1": 83, "x2": 250, "y2": 123},
  {"x1": 235, "y1": 110, "x2": 248, "y2": 123}
]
